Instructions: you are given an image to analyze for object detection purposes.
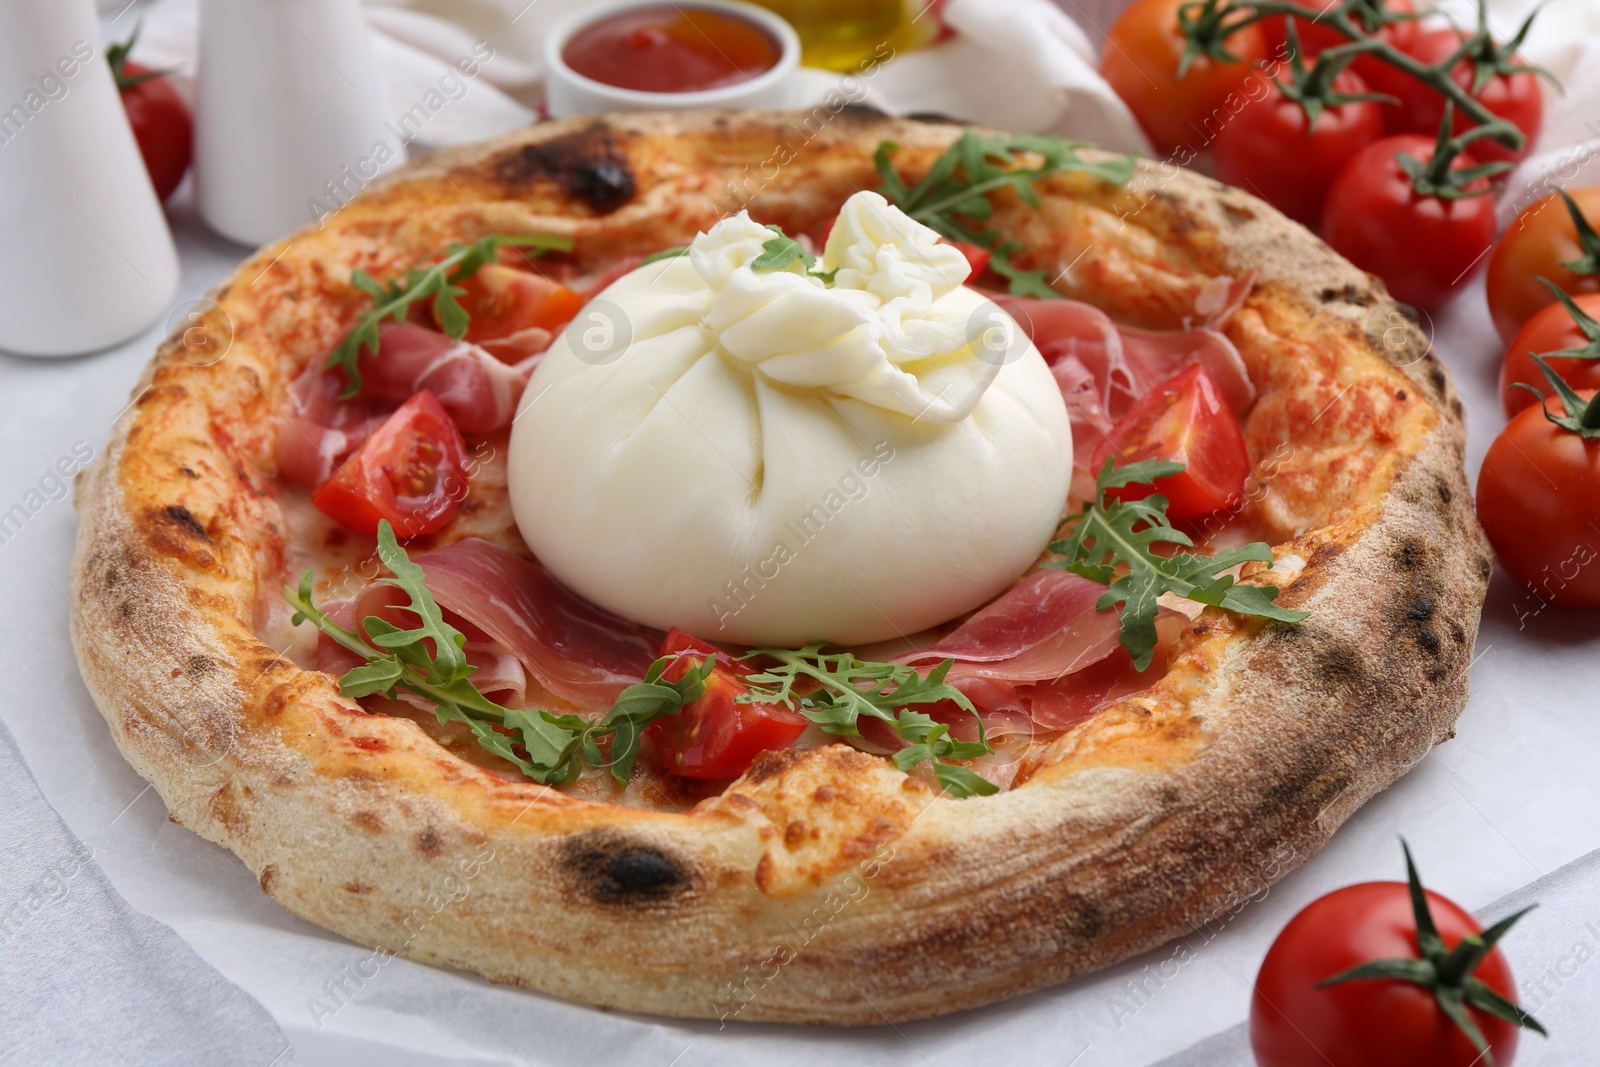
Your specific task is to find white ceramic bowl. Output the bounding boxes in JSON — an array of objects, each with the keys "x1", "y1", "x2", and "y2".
[{"x1": 544, "y1": 0, "x2": 800, "y2": 118}]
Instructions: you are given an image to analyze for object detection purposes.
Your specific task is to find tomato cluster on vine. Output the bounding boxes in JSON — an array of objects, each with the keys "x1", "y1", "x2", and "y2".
[{"x1": 1102, "y1": 0, "x2": 1549, "y2": 308}]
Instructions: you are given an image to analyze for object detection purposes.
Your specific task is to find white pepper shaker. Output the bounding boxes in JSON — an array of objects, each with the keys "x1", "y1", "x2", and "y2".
[
  {"x1": 0, "y1": 0, "x2": 179, "y2": 358},
  {"x1": 194, "y1": 0, "x2": 404, "y2": 246}
]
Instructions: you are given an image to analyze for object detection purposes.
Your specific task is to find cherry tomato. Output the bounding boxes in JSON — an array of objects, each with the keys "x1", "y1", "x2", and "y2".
[
  {"x1": 1320, "y1": 134, "x2": 1497, "y2": 309},
  {"x1": 445, "y1": 263, "x2": 585, "y2": 347},
  {"x1": 1089, "y1": 363, "x2": 1249, "y2": 523},
  {"x1": 946, "y1": 240, "x2": 992, "y2": 278},
  {"x1": 1252, "y1": 879, "x2": 1525, "y2": 1067},
  {"x1": 1212, "y1": 69, "x2": 1385, "y2": 225},
  {"x1": 114, "y1": 60, "x2": 193, "y2": 202},
  {"x1": 1260, "y1": 0, "x2": 1419, "y2": 85},
  {"x1": 1100, "y1": 0, "x2": 1268, "y2": 157},
  {"x1": 1500, "y1": 291, "x2": 1600, "y2": 416},
  {"x1": 1363, "y1": 28, "x2": 1543, "y2": 163},
  {"x1": 1477, "y1": 388, "x2": 1600, "y2": 605},
  {"x1": 645, "y1": 629, "x2": 808, "y2": 780},
  {"x1": 311, "y1": 391, "x2": 470, "y2": 539},
  {"x1": 1486, "y1": 187, "x2": 1600, "y2": 342}
]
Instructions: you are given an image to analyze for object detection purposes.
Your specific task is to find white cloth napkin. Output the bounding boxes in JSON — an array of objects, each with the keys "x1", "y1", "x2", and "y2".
[{"x1": 120, "y1": 0, "x2": 1152, "y2": 153}]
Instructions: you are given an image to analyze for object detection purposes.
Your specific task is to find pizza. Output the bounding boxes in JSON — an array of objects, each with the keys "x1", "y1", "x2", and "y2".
[{"x1": 69, "y1": 109, "x2": 1490, "y2": 1025}]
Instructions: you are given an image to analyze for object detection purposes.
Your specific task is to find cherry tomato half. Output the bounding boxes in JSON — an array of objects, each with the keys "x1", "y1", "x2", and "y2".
[
  {"x1": 1500, "y1": 291, "x2": 1600, "y2": 416},
  {"x1": 1363, "y1": 28, "x2": 1543, "y2": 164},
  {"x1": 1487, "y1": 187, "x2": 1600, "y2": 342},
  {"x1": 1212, "y1": 69, "x2": 1385, "y2": 226},
  {"x1": 1477, "y1": 389, "x2": 1600, "y2": 606},
  {"x1": 1321, "y1": 134, "x2": 1497, "y2": 309},
  {"x1": 445, "y1": 263, "x2": 585, "y2": 348},
  {"x1": 645, "y1": 629, "x2": 808, "y2": 780},
  {"x1": 1090, "y1": 363, "x2": 1250, "y2": 523},
  {"x1": 116, "y1": 61, "x2": 193, "y2": 202},
  {"x1": 311, "y1": 391, "x2": 470, "y2": 539},
  {"x1": 1101, "y1": 0, "x2": 1268, "y2": 157},
  {"x1": 947, "y1": 239, "x2": 992, "y2": 279},
  {"x1": 1252, "y1": 880, "x2": 1524, "y2": 1067}
]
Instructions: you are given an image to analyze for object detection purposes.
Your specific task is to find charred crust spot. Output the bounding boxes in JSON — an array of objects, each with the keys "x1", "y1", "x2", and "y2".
[
  {"x1": 492, "y1": 126, "x2": 636, "y2": 213},
  {"x1": 1311, "y1": 639, "x2": 1371, "y2": 696},
  {"x1": 1417, "y1": 629, "x2": 1441, "y2": 654},
  {"x1": 163, "y1": 505, "x2": 210, "y2": 541},
  {"x1": 351, "y1": 811, "x2": 384, "y2": 833},
  {"x1": 1319, "y1": 284, "x2": 1373, "y2": 307},
  {"x1": 116, "y1": 600, "x2": 134, "y2": 621},
  {"x1": 1057, "y1": 895, "x2": 1107, "y2": 940},
  {"x1": 1478, "y1": 558, "x2": 1493, "y2": 581},
  {"x1": 1396, "y1": 390, "x2": 1408, "y2": 401},
  {"x1": 1408, "y1": 596, "x2": 1435, "y2": 620},
  {"x1": 187, "y1": 653, "x2": 217, "y2": 675},
  {"x1": 1394, "y1": 537, "x2": 1426, "y2": 571},
  {"x1": 1451, "y1": 396, "x2": 1464, "y2": 418},
  {"x1": 179, "y1": 466, "x2": 198, "y2": 479},
  {"x1": 1438, "y1": 482, "x2": 1453, "y2": 504},
  {"x1": 415, "y1": 827, "x2": 444, "y2": 858},
  {"x1": 258, "y1": 864, "x2": 277, "y2": 895},
  {"x1": 563, "y1": 829, "x2": 691, "y2": 907},
  {"x1": 1429, "y1": 365, "x2": 1448, "y2": 394},
  {"x1": 352, "y1": 736, "x2": 388, "y2": 752}
]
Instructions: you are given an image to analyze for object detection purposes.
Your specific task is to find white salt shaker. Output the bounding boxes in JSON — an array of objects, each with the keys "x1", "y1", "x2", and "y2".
[
  {"x1": 0, "y1": 0, "x2": 179, "y2": 358},
  {"x1": 195, "y1": 0, "x2": 404, "y2": 246}
]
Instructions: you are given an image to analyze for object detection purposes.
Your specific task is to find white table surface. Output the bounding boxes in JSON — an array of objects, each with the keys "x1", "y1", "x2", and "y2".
[{"x1": 5, "y1": 173, "x2": 1600, "y2": 1066}]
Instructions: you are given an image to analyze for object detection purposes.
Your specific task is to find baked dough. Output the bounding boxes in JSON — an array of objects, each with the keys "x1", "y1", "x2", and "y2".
[{"x1": 70, "y1": 109, "x2": 1490, "y2": 1024}]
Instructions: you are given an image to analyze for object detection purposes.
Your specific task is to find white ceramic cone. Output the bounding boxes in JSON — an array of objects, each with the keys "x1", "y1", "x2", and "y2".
[
  {"x1": 195, "y1": 0, "x2": 405, "y2": 247},
  {"x1": 0, "y1": 1, "x2": 180, "y2": 358}
]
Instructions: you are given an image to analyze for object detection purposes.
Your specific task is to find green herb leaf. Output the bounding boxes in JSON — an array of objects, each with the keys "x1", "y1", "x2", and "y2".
[
  {"x1": 1049, "y1": 459, "x2": 1307, "y2": 669},
  {"x1": 750, "y1": 225, "x2": 818, "y2": 273},
  {"x1": 874, "y1": 130, "x2": 1136, "y2": 299},
  {"x1": 326, "y1": 233, "x2": 571, "y2": 397},
  {"x1": 739, "y1": 647, "x2": 996, "y2": 796}
]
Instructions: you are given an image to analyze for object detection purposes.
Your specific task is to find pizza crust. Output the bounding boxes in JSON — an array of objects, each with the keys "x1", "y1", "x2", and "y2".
[{"x1": 70, "y1": 109, "x2": 1490, "y2": 1024}]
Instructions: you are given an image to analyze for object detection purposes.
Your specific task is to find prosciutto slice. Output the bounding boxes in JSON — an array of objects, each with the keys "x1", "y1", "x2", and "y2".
[
  {"x1": 896, "y1": 568, "x2": 1186, "y2": 733},
  {"x1": 991, "y1": 288, "x2": 1256, "y2": 468},
  {"x1": 318, "y1": 538, "x2": 658, "y2": 709}
]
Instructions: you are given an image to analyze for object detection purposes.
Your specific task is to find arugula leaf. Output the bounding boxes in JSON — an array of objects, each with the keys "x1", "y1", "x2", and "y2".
[
  {"x1": 327, "y1": 233, "x2": 571, "y2": 397},
  {"x1": 739, "y1": 647, "x2": 996, "y2": 797},
  {"x1": 1049, "y1": 459, "x2": 1309, "y2": 670},
  {"x1": 747, "y1": 224, "x2": 838, "y2": 283},
  {"x1": 284, "y1": 520, "x2": 709, "y2": 785},
  {"x1": 873, "y1": 131, "x2": 1137, "y2": 299}
]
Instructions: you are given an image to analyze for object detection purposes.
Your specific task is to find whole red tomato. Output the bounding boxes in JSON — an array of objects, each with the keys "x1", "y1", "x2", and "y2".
[
  {"x1": 1487, "y1": 187, "x2": 1600, "y2": 342},
  {"x1": 1500, "y1": 289, "x2": 1600, "y2": 416},
  {"x1": 1252, "y1": 845, "x2": 1544, "y2": 1067},
  {"x1": 1100, "y1": 0, "x2": 1268, "y2": 157},
  {"x1": 1212, "y1": 69, "x2": 1385, "y2": 225},
  {"x1": 1363, "y1": 28, "x2": 1543, "y2": 163},
  {"x1": 1320, "y1": 134, "x2": 1497, "y2": 308},
  {"x1": 1478, "y1": 378, "x2": 1600, "y2": 605},
  {"x1": 109, "y1": 32, "x2": 193, "y2": 202}
]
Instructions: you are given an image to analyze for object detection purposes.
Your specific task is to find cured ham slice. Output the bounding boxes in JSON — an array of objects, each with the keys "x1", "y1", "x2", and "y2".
[
  {"x1": 358, "y1": 322, "x2": 531, "y2": 434},
  {"x1": 317, "y1": 538, "x2": 658, "y2": 710},
  {"x1": 277, "y1": 322, "x2": 541, "y2": 486},
  {"x1": 895, "y1": 568, "x2": 1187, "y2": 735},
  {"x1": 991, "y1": 287, "x2": 1256, "y2": 468}
]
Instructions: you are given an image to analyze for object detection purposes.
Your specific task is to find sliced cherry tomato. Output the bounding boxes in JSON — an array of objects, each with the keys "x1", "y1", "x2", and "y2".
[
  {"x1": 1100, "y1": 0, "x2": 1268, "y2": 157},
  {"x1": 645, "y1": 629, "x2": 808, "y2": 780},
  {"x1": 1212, "y1": 69, "x2": 1385, "y2": 226},
  {"x1": 1320, "y1": 134, "x2": 1497, "y2": 309},
  {"x1": 445, "y1": 263, "x2": 585, "y2": 346},
  {"x1": 1477, "y1": 385, "x2": 1600, "y2": 605},
  {"x1": 311, "y1": 391, "x2": 469, "y2": 539},
  {"x1": 1487, "y1": 188, "x2": 1600, "y2": 342},
  {"x1": 1362, "y1": 28, "x2": 1543, "y2": 164},
  {"x1": 1089, "y1": 363, "x2": 1249, "y2": 523},
  {"x1": 1500, "y1": 291, "x2": 1600, "y2": 416},
  {"x1": 1252, "y1": 848, "x2": 1537, "y2": 1067},
  {"x1": 111, "y1": 56, "x2": 193, "y2": 203},
  {"x1": 946, "y1": 239, "x2": 991, "y2": 278}
]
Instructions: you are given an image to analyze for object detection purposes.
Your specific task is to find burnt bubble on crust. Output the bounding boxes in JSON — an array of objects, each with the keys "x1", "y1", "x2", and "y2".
[
  {"x1": 490, "y1": 125, "x2": 636, "y2": 213},
  {"x1": 562, "y1": 829, "x2": 692, "y2": 907}
]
